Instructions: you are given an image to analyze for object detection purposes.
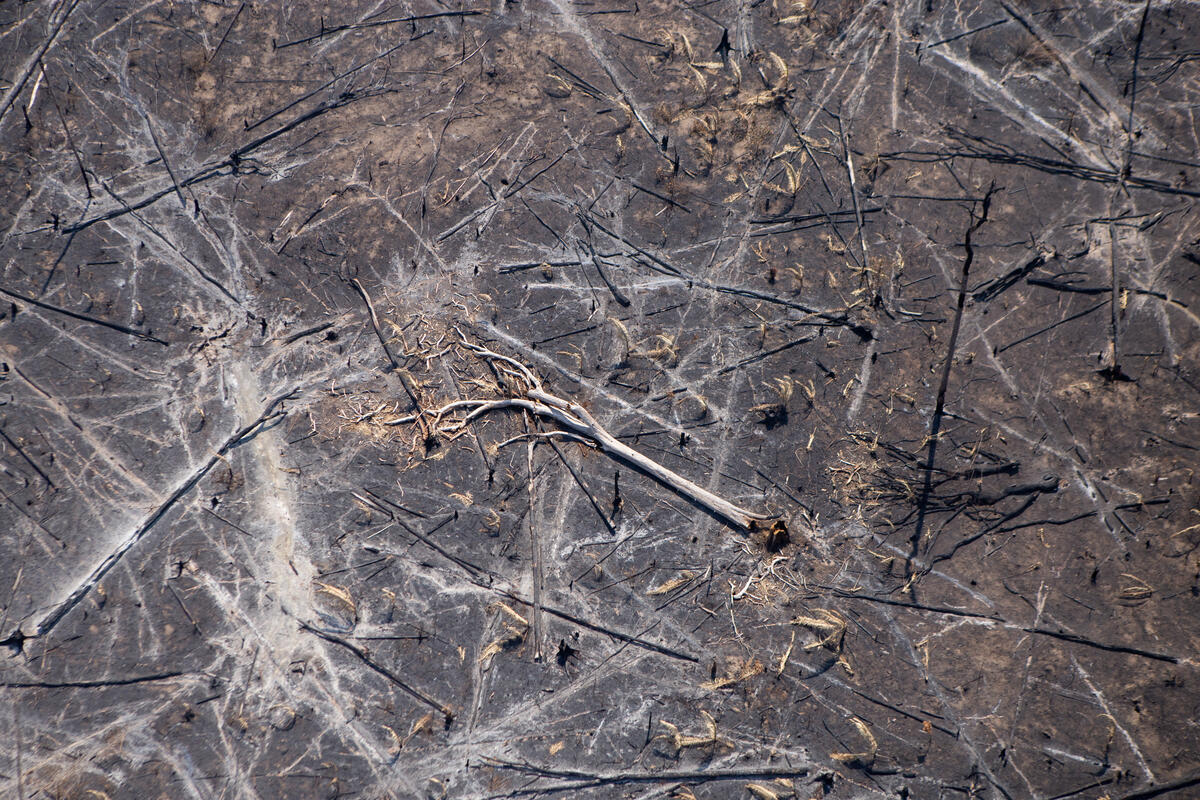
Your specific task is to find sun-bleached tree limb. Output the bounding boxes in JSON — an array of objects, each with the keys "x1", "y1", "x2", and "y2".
[{"x1": 391, "y1": 337, "x2": 780, "y2": 532}]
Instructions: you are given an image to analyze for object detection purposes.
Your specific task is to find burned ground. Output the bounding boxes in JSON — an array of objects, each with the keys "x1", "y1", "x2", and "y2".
[{"x1": 1, "y1": 1, "x2": 1199, "y2": 798}]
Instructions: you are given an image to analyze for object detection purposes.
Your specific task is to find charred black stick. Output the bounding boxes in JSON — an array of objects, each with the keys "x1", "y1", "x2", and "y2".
[
  {"x1": 0, "y1": 284, "x2": 167, "y2": 345},
  {"x1": 909, "y1": 184, "x2": 996, "y2": 576},
  {"x1": 300, "y1": 622, "x2": 455, "y2": 722}
]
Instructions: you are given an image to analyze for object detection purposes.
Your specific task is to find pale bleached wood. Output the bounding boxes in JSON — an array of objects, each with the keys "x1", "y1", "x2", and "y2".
[{"x1": 391, "y1": 340, "x2": 777, "y2": 532}]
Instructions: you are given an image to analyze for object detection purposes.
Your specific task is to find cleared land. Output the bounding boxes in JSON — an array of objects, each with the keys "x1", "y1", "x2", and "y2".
[{"x1": 1, "y1": 1, "x2": 1198, "y2": 798}]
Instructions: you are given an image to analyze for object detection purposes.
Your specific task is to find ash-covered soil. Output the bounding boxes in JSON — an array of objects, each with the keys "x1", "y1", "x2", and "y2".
[{"x1": 1, "y1": 1, "x2": 1198, "y2": 798}]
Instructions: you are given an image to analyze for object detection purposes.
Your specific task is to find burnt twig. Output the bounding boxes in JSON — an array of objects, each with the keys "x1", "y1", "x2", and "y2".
[
  {"x1": 0, "y1": 284, "x2": 167, "y2": 346},
  {"x1": 909, "y1": 184, "x2": 996, "y2": 579},
  {"x1": 300, "y1": 622, "x2": 455, "y2": 723}
]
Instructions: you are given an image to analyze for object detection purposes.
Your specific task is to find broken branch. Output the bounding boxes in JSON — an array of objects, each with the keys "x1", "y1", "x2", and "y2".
[{"x1": 397, "y1": 336, "x2": 780, "y2": 533}]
